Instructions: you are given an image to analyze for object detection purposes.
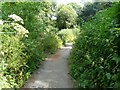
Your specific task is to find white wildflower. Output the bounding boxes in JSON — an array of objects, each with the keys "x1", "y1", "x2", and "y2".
[
  {"x1": 25, "y1": 34, "x2": 28, "y2": 37},
  {"x1": 1, "y1": 51, "x2": 4, "y2": 56},
  {"x1": 8, "y1": 14, "x2": 24, "y2": 24},
  {"x1": 11, "y1": 23, "x2": 29, "y2": 37},
  {"x1": 0, "y1": 20, "x2": 3, "y2": 25}
]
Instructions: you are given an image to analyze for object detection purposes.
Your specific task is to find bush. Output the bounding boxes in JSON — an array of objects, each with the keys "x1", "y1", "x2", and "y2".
[
  {"x1": 43, "y1": 33, "x2": 62, "y2": 54},
  {"x1": 69, "y1": 3, "x2": 120, "y2": 88},
  {"x1": 1, "y1": 2, "x2": 62, "y2": 88},
  {"x1": 58, "y1": 28, "x2": 80, "y2": 44},
  {"x1": 2, "y1": 2, "x2": 45, "y2": 74},
  {"x1": 0, "y1": 14, "x2": 29, "y2": 88}
]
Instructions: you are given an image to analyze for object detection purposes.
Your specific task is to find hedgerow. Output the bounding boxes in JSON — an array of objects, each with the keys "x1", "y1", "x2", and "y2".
[
  {"x1": 0, "y1": 14, "x2": 29, "y2": 88},
  {"x1": 1, "y1": 1, "x2": 62, "y2": 88},
  {"x1": 69, "y1": 3, "x2": 120, "y2": 88}
]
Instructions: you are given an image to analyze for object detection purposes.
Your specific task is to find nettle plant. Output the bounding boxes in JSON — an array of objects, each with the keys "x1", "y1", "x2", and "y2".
[{"x1": 0, "y1": 14, "x2": 29, "y2": 88}]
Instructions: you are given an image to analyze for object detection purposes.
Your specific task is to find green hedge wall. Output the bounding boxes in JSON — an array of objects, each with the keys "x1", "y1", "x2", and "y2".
[{"x1": 69, "y1": 3, "x2": 120, "y2": 88}]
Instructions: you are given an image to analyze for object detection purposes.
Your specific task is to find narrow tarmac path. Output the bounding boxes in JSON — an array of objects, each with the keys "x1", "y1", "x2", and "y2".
[{"x1": 23, "y1": 43, "x2": 73, "y2": 88}]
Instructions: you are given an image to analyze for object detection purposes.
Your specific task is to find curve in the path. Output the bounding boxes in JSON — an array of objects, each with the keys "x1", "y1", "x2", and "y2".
[{"x1": 23, "y1": 43, "x2": 73, "y2": 88}]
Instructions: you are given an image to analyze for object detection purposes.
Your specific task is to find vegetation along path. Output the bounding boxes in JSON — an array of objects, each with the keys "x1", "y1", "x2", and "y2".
[{"x1": 23, "y1": 43, "x2": 73, "y2": 88}]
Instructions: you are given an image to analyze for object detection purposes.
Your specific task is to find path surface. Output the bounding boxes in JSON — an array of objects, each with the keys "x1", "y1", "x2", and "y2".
[{"x1": 23, "y1": 43, "x2": 73, "y2": 88}]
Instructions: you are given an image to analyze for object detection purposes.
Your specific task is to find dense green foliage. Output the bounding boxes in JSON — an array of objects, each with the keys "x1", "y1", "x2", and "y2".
[
  {"x1": 1, "y1": 1, "x2": 62, "y2": 88},
  {"x1": 67, "y1": 3, "x2": 82, "y2": 26},
  {"x1": 56, "y1": 4, "x2": 80, "y2": 44},
  {"x1": 1, "y1": 1, "x2": 78, "y2": 88},
  {"x1": 2, "y1": 3, "x2": 44, "y2": 74},
  {"x1": 79, "y1": 2, "x2": 114, "y2": 24},
  {"x1": 57, "y1": 5, "x2": 78, "y2": 30},
  {"x1": 0, "y1": 15, "x2": 29, "y2": 88},
  {"x1": 43, "y1": 33, "x2": 62, "y2": 54},
  {"x1": 1, "y1": 0, "x2": 120, "y2": 89},
  {"x1": 58, "y1": 28, "x2": 79, "y2": 44},
  {"x1": 69, "y1": 3, "x2": 120, "y2": 88}
]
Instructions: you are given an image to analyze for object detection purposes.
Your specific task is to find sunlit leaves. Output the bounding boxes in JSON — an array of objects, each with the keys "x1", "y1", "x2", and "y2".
[
  {"x1": 1, "y1": 1, "x2": 62, "y2": 88},
  {"x1": 69, "y1": 2, "x2": 120, "y2": 88},
  {"x1": 57, "y1": 5, "x2": 77, "y2": 29},
  {"x1": 0, "y1": 15, "x2": 28, "y2": 88}
]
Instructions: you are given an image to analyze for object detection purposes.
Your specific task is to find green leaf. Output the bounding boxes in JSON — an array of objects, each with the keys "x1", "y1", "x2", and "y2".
[
  {"x1": 112, "y1": 74, "x2": 118, "y2": 81},
  {"x1": 106, "y1": 73, "x2": 111, "y2": 80}
]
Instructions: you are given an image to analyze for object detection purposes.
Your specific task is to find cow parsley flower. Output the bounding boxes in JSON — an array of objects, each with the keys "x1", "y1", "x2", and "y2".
[
  {"x1": 11, "y1": 23, "x2": 29, "y2": 37},
  {"x1": 0, "y1": 20, "x2": 3, "y2": 25},
  {"x1": 8, "y1": 14, "x2": 24, "y2": 24}
]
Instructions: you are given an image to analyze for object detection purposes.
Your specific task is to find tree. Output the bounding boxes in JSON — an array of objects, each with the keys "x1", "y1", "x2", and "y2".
[
  {"x1": 67, "y1": 3, "x2": 82, "y2": 25},
  {"x1": 56, "y1": 5, "x2": 78, "y2": 30},
  {"x1": 79, "y1": 1, "x2": 113, "y2": 22},
  {"x1": 68, "y1": 3, "x2": 82, "y2": 15}
]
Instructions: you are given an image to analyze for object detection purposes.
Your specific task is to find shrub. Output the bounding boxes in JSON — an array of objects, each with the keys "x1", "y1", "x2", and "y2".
[
  {"x1": 58, "y1": 28, "x2": 80, "y2": 44},
  {"x1": 69, "y1": 3, "x2": 120, "y2": 88},
  {"x1": 2, "y1": 2, "x2": 45, "y2": 74},
  {"x1": 43, "y1": 33, "x2": 62, "y2": 54},
  {"x1": 1, "y1": 2, "x2": 62, "y2": 88},
  {"x1": 0, "y1": 14, "x2": 29, "y2": 88}
]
